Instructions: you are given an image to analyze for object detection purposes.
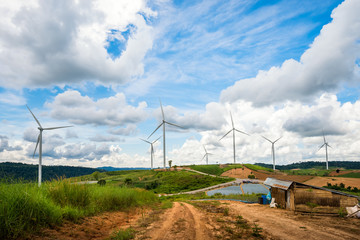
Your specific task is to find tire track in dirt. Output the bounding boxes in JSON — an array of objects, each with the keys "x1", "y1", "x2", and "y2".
[
  {"x1": 137, "y1": 202, "x2": 213, "y2": 240},
  {"x1": 223, "y1": 201, "x2": 360, "y2": 240}
]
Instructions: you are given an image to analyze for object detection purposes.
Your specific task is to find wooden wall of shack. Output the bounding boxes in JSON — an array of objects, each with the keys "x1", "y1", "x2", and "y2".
[{"x1": 270, "y1": 182, "x2": 359, "y2": 214}]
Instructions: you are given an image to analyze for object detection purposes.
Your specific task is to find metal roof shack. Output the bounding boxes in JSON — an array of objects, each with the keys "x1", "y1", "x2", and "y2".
[{"x1": 264, "y1": 177, "x2": 359, "y2": 214}]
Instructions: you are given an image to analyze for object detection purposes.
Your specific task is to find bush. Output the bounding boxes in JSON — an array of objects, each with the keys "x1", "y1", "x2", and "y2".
[{"x1": 248, "y1": 175, "x2": 255, "y2": 179}]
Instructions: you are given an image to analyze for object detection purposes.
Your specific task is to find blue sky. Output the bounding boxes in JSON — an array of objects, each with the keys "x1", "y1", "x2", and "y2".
[{"x1": 0, "y1": 0, "x2": 359, "y2": 168}]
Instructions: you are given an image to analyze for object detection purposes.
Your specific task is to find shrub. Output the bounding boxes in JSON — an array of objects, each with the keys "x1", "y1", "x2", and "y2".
[
  {"x1": 248, "y1": 175, "x2": 255, "y2": 179},
  {"x1": 98, "y1": 180, "x2": 106, "y2": 186}
]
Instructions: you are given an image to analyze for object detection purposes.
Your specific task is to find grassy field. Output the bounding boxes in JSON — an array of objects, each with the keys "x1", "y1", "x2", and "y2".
[
  {"x1": 189, "y1": 164, "x2": 245, "y2": 176},
  {"x1": 81, "y1": 169, "x2": 234, "y2": 194},
  {"x1": 0, "y1": 180, "x2": 158, "y2": 239},
  {"x1": 337, "y1": 172, "x2": 360, "y2": 178},
  {"x1": 242, "y1": 164, "x2": 273, "y2": 172},
  {"x1": 283, "y1": 168, "x2": 332, "y2": 176}
]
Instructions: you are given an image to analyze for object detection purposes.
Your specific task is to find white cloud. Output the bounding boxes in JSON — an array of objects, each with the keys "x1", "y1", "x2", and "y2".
[
  {"x1": 220, "y1": 0, "x2": 360, "y2": 106},
  {"x1": 46, "y1": 90, "x2": 148, "y2": 128},
  {"x1": 89, "y1": 134, "x2": 123, "y2": 142},
  {"x1": 166, "y1": 94, "x2": 360, "y2": 165},
  {"x1": 0, "y1": 0, "x2": 156, "y2": 89}
]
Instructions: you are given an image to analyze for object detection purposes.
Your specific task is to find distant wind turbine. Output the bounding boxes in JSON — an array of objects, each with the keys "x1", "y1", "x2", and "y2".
[
  {"x1": 262, "y1": 136, "x2": 282, "y2": 170},
  {"x1": 219, "y1": 112, "x2": 249, "y2": 164},
  {"x1": 202, "y1": 145, "x2": 212, "y2": 165},
  {"x1": 318, "y1": 131, "x2": 331, "y2": 170},
  {"x1": 140, "y1": 136, "x2": 161, "y2": 169},
  {"x1": 27, "y1": 105, "x2": 73, "y2": 186},
  {"x1": 148, "y1": 100, "x2": 184, "y2": 169}
]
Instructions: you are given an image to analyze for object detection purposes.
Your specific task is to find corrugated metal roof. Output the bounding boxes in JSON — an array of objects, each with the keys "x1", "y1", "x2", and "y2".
[{"x1": 264, "y1": 178, "x2": 293, "y2": 190}]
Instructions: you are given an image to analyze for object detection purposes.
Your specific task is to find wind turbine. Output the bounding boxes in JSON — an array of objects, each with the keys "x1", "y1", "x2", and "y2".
[
  {"x1": 318, "y1": 131, "x2": 331, "y2": 170},
  {"x1": 140, "y1": 136, "x2": 161, "y2": 169},
  {"x1": 202, "y1": 145, "x2": 212, "y2": 165},
  {"x1": 148, "y1": 100, "x2": 183, "y2": 169},
  {"x1": 262, "y1": 136, "x2": 282, "y2": 170},
  {"x1": 27, "y1": 105, "x2": 72, "y2": 186},
  {"x1": 219, "y1": 112, "x2": 249, "y2": 164}
]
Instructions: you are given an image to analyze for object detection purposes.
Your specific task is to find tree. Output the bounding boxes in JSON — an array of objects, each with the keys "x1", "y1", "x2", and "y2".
[
  {"x1": 168, "y1": 160, "x2": 173, "y2": 169},
  {"x1": 92, "y1": 171, "x2": 100, "y2": 180}
]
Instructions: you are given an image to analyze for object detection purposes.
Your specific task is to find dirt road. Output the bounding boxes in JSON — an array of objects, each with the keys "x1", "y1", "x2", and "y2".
[
  {"x1": 136, "y1": 202, "x2": 213, "y2": 240},
  {"x1": 33, "y1": 200, "x2": 360, "y2": 240},
  {"x1": 222, "y1": 201, "x2": 360, "y2": 240}
]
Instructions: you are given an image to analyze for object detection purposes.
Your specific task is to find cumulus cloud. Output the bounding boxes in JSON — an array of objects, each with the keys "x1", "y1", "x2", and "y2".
[
  {"x1": 89, "y1": 134, "x2": 123, "y2": 142},
  {"x1": 46, "y1": 90, "x2": 148, "y2": 128},
  {"x1": 59, "y1": 143, "x2": 111, "y2": 160},
  {"x1": 108, "y1": 124, "x2": 137, "y2": 136},
  {"x1": 0, "y1": 0, "x2": 156, "y2": 89},
  {"x1": 220, "y1": 0, "x2": 360, "y2": 106},
  {"x1": 0, "y1": 135, "x2": 22, "y2": 152}
]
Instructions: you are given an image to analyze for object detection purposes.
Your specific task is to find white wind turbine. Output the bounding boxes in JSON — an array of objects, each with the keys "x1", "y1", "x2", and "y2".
[
  {"x1": 27, "y1": 105, "x2": 72, "y2": 186},
  {"x1": 202, "y1": 145, "x2": 212, "y2": 165},
  {"x1": 318, "y1": 131, "x2": 331, "y2": 170},
  {"x1": 219, "y1": 112, "x2": 249, "y2": 164},
  {"x1": 148, "y1": 100, "x2": 184, "y2": 169},
  {"x1": 262, "y1": 136, "x2": 282, "y2": 170},
  {"x1": 140, "y1": 136, "x2": 161, "y2": 169}
]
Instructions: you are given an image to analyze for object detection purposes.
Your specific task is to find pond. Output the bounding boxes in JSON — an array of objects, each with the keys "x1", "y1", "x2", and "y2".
[{"x1": 206, "y1": 184, "x2": 269, "y2": 196}]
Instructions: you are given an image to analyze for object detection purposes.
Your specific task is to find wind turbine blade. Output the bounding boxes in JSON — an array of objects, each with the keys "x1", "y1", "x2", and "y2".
[
  {"x1": 140, "y1": 138, "x2": 151, "y2": 144},
  {"x1": 318, "y1": 143, "x2": 325, "y2": 151},
  {"x1": 274, "y1": 136, "x2": 282, "y2": 143},
  {"x1": 43, "y1": 126, "x2": 73, "y2": 130},
  {"x1": 202, "y1": 154, "x2": 206, "y2": 161},
  {"x1": 230, "y1": 111, "x2": 234, "y2": 128},
  {"x1": 262, "y1": 135, "x2": 272, "y2": 143},
  {"x1": 159, "y1": 99, "x2": 165, "y2": 120},
  {"x1": 219, "y1": 129, "x2": 232, "y2": 141},
  {"x1": 33, "y1": 134, "x2": 40, "y2": 158},
  {"x1": 148, "y1": 123, "x2": 163, "y2": 139},
  {"x1": 322, "y1": 130, "x2": 326, "y2": 143},
  {"x1": 235, "y1": 129, "x2": 249, "y2": 136},
  {"x1": 327, "y1": 143, "x2": 332, "y2": 148},
  {"x1": 165, "y1": 121, "x2": 184, "y2": 129},
  {"x1": 26, "y1": 105, "x2": 42, "y2": 128},
  {"x1": 153, "y1": 136, "x2": 161, "y2": 144},
  {"x1": 202, "y1": 145, "x2": 207, "y2": 153}
]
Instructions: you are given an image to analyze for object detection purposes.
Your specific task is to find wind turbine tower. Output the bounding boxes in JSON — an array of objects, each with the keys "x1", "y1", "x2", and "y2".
[
  {"x1": 202, "y1": 145, "x2": 212, "y2": 165},
  {"x1": 27, "y1": 105, "x2": 72, "y2": 186},
  {"x1": 262, "y1": 136, "x2": 282, "y2": 170},
  {"x1": 219, "y1": 112, "x2": 249, "y2": 164},
  {"x1": 148, "y1": 100, "x2": 183, "y2": 169},
  {"x1": 140, "y1": 136, "x2": 161, "y2": 169},
  {"x1": 319, "y1": 132, "x2": 331, "y2": 170}
]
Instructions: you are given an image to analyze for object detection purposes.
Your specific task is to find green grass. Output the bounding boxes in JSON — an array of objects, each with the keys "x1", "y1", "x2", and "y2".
[
  {"x1": 337, "y1": 172, "x2": 360, "y2": 178},
  {"x1": 0, "y1": 180, "x2": 158, "y2": 239},
  {"x1": 108, "y1": 227, "x2": 136, "y2": 240},
  {"x1": 85, "y1": 169, "x2": 234, "y2": 194},
  {"x1": 189, "y1": 164, "x2": 244, "y2": 176},
  {"x1": 283, "y1": 168, "x2": 332, "y2": 176},
  {"x1": 243, "y1": 164, "x2": 273, "y2": 172},
  {"x1": 152, "y1": 170, "x2": 233, "y2": 193}
]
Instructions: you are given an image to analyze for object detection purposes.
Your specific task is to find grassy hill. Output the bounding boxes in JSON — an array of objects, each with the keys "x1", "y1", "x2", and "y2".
[{"x1": 83, "y1": 169, "x2": 234, "y2": 194}]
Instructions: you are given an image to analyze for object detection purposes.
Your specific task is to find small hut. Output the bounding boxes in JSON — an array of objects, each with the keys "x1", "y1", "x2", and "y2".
[{"x1": 264, "y1": 177, "x2": 360, "y2": 214}]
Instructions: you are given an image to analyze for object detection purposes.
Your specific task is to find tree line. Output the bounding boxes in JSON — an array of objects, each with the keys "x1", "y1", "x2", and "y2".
[
  {"x1": 255, "y1": 161, "x2": 360, "y2": 170},
  {"x1": 0, "y1": 162, "x2": 104, "y2": 182}
]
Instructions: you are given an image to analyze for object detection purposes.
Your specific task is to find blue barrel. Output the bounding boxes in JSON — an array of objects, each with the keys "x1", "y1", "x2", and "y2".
[{"x1": 262, "y1": 195, "x2": 269, "y2": 204}]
